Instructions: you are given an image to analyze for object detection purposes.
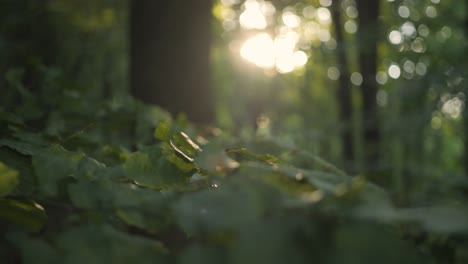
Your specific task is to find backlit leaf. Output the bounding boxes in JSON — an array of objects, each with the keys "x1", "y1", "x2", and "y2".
[
  {"x1": 0, "y1": 198, "x2": 47, "y2": 232},
  {"x1": 0, "y1": 162, "x2": 19, "y2": 197},
  {"x1": 154, "y1": 122, "x2": 171, "y2": 142}
]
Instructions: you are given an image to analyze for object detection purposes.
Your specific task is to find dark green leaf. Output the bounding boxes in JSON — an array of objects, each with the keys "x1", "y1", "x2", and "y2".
[
  {"x1": 7, "y1": 234, "x2": 60, "y2": 264},
  {"x1": 55, "y1": 224, "x2": 168, "y2": 264},
  {"x1": 32, "y1": 145, "x2": 84, "y2": 196}
]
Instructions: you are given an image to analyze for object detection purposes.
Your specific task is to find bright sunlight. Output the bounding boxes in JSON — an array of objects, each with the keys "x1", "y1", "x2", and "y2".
[
  {"x1": 240, "y1": 32, "x2": 307, "y2": 73},
  {"x1": 236, "y1": 0, "x2": 309, "y2": 73}
]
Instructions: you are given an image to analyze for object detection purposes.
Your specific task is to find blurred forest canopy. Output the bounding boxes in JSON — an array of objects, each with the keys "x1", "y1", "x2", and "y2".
[
  {"x1": 1, "y1": 0, "x2": 468, "y2": 263},
  {"x1": 216, "y1": 0, "x2": 468, "y2": 206}
]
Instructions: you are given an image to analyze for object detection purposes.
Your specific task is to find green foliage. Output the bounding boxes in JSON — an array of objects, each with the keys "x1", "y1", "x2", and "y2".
[
  {"x1": 123, "y1": 145, "x2": 193, "y2": 187},
  {"x1": 0, "y1": 163, "x2": 19, "y2": 197},
  {"x1": 1, "y1": 102, "x2": 467, "y2": 263},
  {"x1": 0, "y1": 199, "x2": 47, "y2": 233}
]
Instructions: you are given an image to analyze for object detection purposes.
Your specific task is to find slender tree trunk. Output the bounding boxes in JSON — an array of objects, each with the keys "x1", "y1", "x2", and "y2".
[
  {"x1": 130, "y1": 0, "x2": 215, "y2": 124},
  {"x1": 356, "y1": 0, "x2": 381, "y2": 171},
  {"x1": 463, "y1": 5, "x2": 468, "y2": 182},
  {"x1": 331, "y1": 0, "x2": 354, "y2": 169}
]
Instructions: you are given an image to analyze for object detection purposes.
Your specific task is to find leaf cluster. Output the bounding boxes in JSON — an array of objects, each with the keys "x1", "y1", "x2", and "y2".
[{"x1": 1, "y1": 99, "x2": 468, "y2": 264}]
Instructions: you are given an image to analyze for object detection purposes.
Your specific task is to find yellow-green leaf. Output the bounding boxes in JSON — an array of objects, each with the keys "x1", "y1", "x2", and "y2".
[
  {"x1": 0, "y1": 198, "x2": 47, "y2": 232},
  {"x1": 154, "y1": 122, "x2": 171, "y2": 142},
  {"x1": 0, "y1": 162, "x2": 19, "y2": 197}
]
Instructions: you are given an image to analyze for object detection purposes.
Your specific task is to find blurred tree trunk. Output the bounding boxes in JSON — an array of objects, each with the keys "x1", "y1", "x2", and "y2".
[
  {"x1": 464, "y1": 7, "x2": 468, "y2": 182},
  {"x1": 130, "y1": 0, "x2": 215, "y2": 124},
  {"x1": 331, "y1": 0, "x2": 354, "y2": 169},
  {"x1": 356, "y1": 0, "x2": 381, "y2": 172}
]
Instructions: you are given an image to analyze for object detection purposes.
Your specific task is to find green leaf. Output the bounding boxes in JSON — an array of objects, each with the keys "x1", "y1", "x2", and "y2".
[
  {"x1": 238, "y1": 161, "x2": 346, "y2": 194},
  {"x1": 0, "y1": 138, "x2": 42, "y2": 156},
  {"x1": 0, "y1": 130, "x2": 48, "y2": 157},
  {"x1": 0, "y1": 147, "x2": 35, "y2": 196},
  {"x1": 7, "y1": 234, "x2": 60, "y2": 264},
  {"x1": 173, "y1": 179, "x2": 267, "y2": 234},
  {"x1": 166, "y1": 152, "x2": 195, "y2": 173},
  {"x1": 123, "y1": 146, "x2": 192, "y2": 187},
  {"x1": 0, "y1": 162, "x2": 19, "y2": 197},
  {"x1": 115, "y1": 208, "x2": 170, "y2": 232},
  {"x1": 226, "y1": 148, "x2": 280, "y2": 164},
  {"x1": 55, "y1": 224, "x2": 168, "y2": 264},
  {"x1": 154, "y1": 122, "x2": 171, "y2": 142},
  {"x1": 172, "y1": 132, "x2": 201, "y2": 157},
  {"x1": 68, "y1": 180, "x2": 114, "y2": 209},
  {"x1": 283, "y1": 150, "x2": 347, "y2": 176},
  {"x1": 75, "y1": 156, "x2": 107, "y2": 181},
  {"x1": 135, "y1": 105, "x2": 172, "y2": 146},
  {"x1": 0, "y1": 198, "x2": 47, "y2": 232},
  {"x1": 194, "y1": 138, "x2": 239, "y2": 174},
  {"x1": 32, "y1": 145, "x2": 84, "y2": 196}
]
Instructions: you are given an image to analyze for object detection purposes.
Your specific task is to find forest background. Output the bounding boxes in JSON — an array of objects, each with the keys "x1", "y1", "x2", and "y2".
[{"x1": 1, "y1": 0, "x2": 468, "y2": 263}]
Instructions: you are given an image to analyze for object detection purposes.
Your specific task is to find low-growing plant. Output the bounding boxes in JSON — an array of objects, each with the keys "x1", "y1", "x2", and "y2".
[{"x1": 1, "y1": 98, "x2": 468, "y2": 264}]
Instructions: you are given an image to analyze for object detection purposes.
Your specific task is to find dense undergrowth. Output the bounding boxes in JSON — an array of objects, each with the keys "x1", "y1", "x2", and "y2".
[{"x1": 1, "y1": 95, "x2": 468, "y2": 264}]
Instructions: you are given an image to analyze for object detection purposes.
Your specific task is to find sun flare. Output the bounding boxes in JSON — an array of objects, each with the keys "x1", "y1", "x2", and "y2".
[
  {"x1": 236, "y1": 0, "x2": 308, "y2": 73},
  {"x1": 240, "y1": 33, "x2": 308, "y2": 73}
]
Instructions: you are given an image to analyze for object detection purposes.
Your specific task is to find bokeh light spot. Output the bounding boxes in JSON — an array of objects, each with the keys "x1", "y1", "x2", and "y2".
[
  {"x1": 401, "y1": 22, "x2": 416, "y2": 37},
  {"x1": 425, "y1": 6, "x2": 437, "y2": 18},
  {"x1": 442, "y1": 96, "x2": 464, "y2": 119},
  {"x1": 388, "y1": 64, "x2": 401, "y2": 79},
  {"x1": 418, "y1": 24, "x2": 430, "y2": 37},
  {"x1": 350, "y1": 72, "x2": 363, "y2": 86},
  {"x1": 282, "y1": 11, "x2": 300, "y2": 28},
  {"x1": 415, "y1": 62, "x2": 427, "y2": 76},
  {"x1": 316, "y1": 7, "x2": 331, "y2": 25},
  {"x1": 345, "y1": 6, "x2": 358, "y2": 19},
  {"x1": 293, "y1": 51, "x2": 308, "y2": 68},
  {"x1": 411, "y1": 37, "x2": 426, "y2": 53},
  {"x1": 319, "y1": 0, "x2": 332, "y2": 7},
  {"x1": 403, "y1": 60, "x2": 415, "y2": 74},
  {"x1": 398, "y1": 6, "x2": 410, "y2": 18},
  {"x1": 303, "y1": 6, "x2": 316, "y2": 19},
  {"x1": 388, "y1": 30, "x2": 403, "y2": 45},
  {"x1": 376, "y1": 71, "x2": 388, "y2": 85},
  {"x1": 328, "y1": 67, "x2": 340, "y2": 80},
  {"x1": 344, "y1": 20, "x2": 358, "y2": 34}
]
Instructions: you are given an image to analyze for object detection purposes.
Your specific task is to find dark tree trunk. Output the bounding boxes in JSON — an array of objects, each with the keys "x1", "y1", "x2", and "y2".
[
  {"x1": 464, "y1": 5, "x2": 468, "y2": 183},
  {"x1": 356, "y1": 0, "x2": 381, "y2": 171},
  {"x1": 130, "y1": 0, "x2": 215, "y2": 124},
  {"x1": 331, "y1": 0, "x2": 354, "y2": 169}
]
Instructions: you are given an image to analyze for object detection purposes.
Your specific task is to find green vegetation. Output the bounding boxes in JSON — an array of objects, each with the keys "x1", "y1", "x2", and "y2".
[
  {"x1": 2, "y1": 98, "x2": 467, "y2": 264},
  {"x1": 1, "y1": 0, "x2": 468, "y2": 263}
]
